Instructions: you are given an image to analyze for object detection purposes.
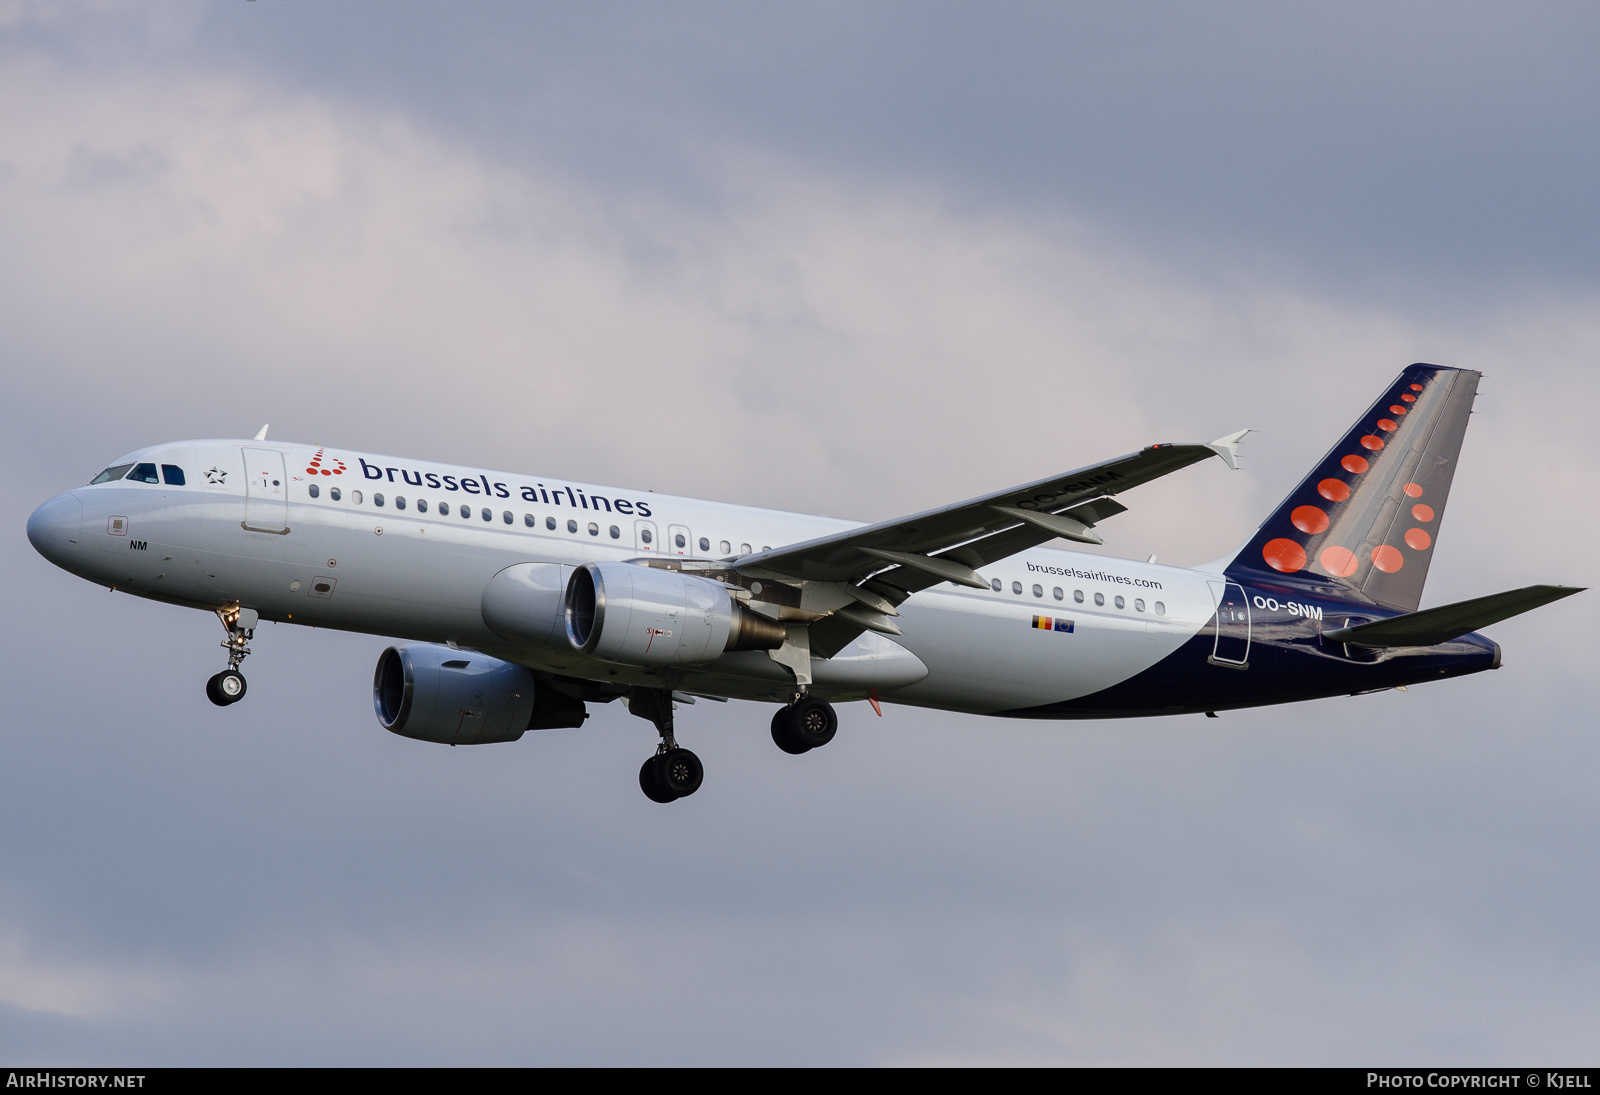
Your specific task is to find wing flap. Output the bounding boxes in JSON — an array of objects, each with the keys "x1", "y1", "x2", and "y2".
[{"x1": 736, "y1": 442, "x2": 1222, "y2": 586}]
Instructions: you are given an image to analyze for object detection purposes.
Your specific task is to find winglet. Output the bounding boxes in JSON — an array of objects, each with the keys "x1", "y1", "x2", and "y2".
[
  {"x1": 254, "y1": 424, "x2": 270, "y2": 441},
  {"x1": 1207, "y1": 429, "x2": 1250, "y2": 470}
]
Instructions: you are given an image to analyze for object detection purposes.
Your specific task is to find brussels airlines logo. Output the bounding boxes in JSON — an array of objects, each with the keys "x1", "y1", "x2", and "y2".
[
  {"x1": 356, "y1": 458, "x2": 653, "y2": 516},
  {"x1": 305, "y1": 449, "x2": 347, "y2": 477}
]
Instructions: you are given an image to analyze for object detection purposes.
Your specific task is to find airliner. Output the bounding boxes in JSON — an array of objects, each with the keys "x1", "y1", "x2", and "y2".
[{"x1": 27, "y1": 364, "x2": 1580, "y2": 802}]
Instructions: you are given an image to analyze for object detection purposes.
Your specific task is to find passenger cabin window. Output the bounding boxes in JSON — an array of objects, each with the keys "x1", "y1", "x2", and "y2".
[
  {"x1": 1074, "y1": 589, "x2": 1084, "y2": 603},
  {"x1": 719, "y1": 540, "x2": 731, "y2": 555},
  {"x1": 503, "y1": 511, "x2": 513, "y2": 524},
  {"x1": 90, "y1": 463, "x2": 135, "y2": 484},
  {"x1": 1032, "y1": 584, "x2": 1044, "y2": 598},
  {"x1": 161, "y1": 465, "x2": 185, "y2": 485},
  {"x1": 352, "y1": 490, "x2": 363, "y2": 504},
  {"x1": 1155, "y1": 601, "x2": 1166, "y2": 615},
  {"x1": 640, "y1": 528, "x2": 653, "y2": 544},
  {"x1": 1053, "y1": 587, "x2": 1063, "y2": 601},
  {"x1": 991, "y1": 579, "x2": 1002, "y2": 591},
  {"x1": 698, "y1": 537, "x2": 710, "y2": 552},
  {"x1": 308, "y1": 483, "x2": 320, "y2": 499},
  {"x1": 588, "y1": 522, "x2": 599, "y2": 536},
  {"x1": 417, "y1": 499, "x2": 428, "y2": 513},
  {"x1": 1114, "y1": 595, "x2": 1125, "y2": 610},
  {"x1": 610, "y1": 525, "x2": 620, "y2": 539},
  {"x1": 567, "y1": 519, "x2": 578, "y2": 533},
  {"x1": 1094, "y1": 592, "x2": 1104, "y2": 606},
  {"x1": 675, "y1": 533, "x2": 687, "y2": 549},
  {"x1": 481, "y1": 508, "x2": 492, "y2": 521},
  {"x1": 373, "y1": 493, "x2": 385, "y2": 507},
  {"x1": 524, "y1": 514, "x2": 535, "y2": 527},
  {"x1": 740, "y1": 543, "x2": 751, "y2": 555},
  {"x1": 128, "y1": 463, "x2": 160, "y2": 484},
  {"x1": 1011, "y1": 581, "x2": 1022, "y2": 595},
  {"x1": 330, "y1": 487, "x2": 341, "y2": 501},
  {"x1": 460, "y1": 505, "x2": 472, "y2": 520},
  {"x1": 1135, "y1": 598, "x2": 1145, "y2": 612},
  {"x1": 395, "y1": 496, "x2": 407, "y2": 510},
  {"x1": 546, "y1": 516, "x2": 557, "y2": 531}
]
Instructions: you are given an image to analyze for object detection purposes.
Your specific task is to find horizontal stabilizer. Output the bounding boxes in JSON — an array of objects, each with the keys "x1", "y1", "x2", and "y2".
[{"x1": 1323, "y1": 585, "x2": 1584, "y2": 648}]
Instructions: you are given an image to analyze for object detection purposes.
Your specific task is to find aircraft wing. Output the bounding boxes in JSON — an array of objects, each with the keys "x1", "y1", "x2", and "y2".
[{"x1": 736, "y1": 434, "x2": 1244, "y2": 622}]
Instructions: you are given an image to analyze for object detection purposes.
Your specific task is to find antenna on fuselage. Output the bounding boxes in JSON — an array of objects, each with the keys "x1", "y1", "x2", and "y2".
[{"x1": 254, "y1": 424, "x2": 269, "y2": 441}]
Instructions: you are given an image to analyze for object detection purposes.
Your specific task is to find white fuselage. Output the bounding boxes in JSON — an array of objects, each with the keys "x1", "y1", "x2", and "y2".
[{"x1": 33, "y1": 439, "x2": 1221, "y2": 713}]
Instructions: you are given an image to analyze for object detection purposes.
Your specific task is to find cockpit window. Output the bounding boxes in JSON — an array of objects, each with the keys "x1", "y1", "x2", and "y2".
[
  {"x1": 127, "y1": 463, "x2": 160, "y2": 484},
  {"x1": 161, "y1": 465, "x2": 185, "y2": 486},
  {"x1": 90, "y1": 463, "x2": 134, "y2": 484}
]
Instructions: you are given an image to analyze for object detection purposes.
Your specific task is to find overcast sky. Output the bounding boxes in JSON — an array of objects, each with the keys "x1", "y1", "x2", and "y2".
[{"x1": 3, "y1": 1, "x2": 1597, "y2": 1064}]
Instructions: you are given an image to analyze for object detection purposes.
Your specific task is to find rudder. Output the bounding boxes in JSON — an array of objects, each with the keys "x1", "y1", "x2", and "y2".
[{"x1": 1227, "y1": 364, "x2": 1480, "y2": 612}]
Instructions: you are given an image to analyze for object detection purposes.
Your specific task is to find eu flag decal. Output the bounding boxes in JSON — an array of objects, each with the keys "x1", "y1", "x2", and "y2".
[{"x1": 1032, "y1": 616, "x2": 1074, "y2": 633}]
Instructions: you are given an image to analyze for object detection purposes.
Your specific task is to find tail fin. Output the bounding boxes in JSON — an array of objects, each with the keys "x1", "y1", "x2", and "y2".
[{"x1": 1227, "y1": 364, "x2": 1480, "y2": 612}]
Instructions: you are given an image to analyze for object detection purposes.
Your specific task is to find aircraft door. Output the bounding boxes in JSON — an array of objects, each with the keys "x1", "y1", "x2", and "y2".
[
  {"x1": 241, "y1": 448, "x2": 289, "y2": 533},
  {"x1": 668, "y1": 524, "x2": 691, "y2": 556},
  {"x1": 634, "y1": 520, "x2": 658, "y2": 553},
  {"x1": 1207, "y1": 580, "x2": 1251, "y2": 667}
]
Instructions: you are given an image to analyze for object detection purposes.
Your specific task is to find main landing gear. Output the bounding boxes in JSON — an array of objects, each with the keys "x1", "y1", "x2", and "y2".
[
  {"x1": 207, "y1": 605, "x2": 258, "y2": 707},
  {"x1": 629, "y1": 687, "x2": 704, "y2": 804},
  {"x1": 770, "y1": 696, "x2": 838, "y2": 755},
  {"x1": 626, "y1": 688, "x2": 840, "y2": 803}
]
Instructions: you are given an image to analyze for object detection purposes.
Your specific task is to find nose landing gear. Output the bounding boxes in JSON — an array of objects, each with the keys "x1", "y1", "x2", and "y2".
[
  {"x1": 207, "y1": 605, "x2": 258, "y2": 707},
  {"x1": 770, "y1": 696, "x2": 838, "y2": 754},
  {"x1": 629, "y1": 687, "x2": 704, "y2": 803}
]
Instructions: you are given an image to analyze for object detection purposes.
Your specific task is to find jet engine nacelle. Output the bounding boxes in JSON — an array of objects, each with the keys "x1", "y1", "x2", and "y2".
[
  {"x1": 565, "y1": 561, "x2": 786, "y2": 666},
  {"x1": 480, "y1": 561, "x2": 574, "y2": 651},
  {"x1": 374, "y1": 643, "x2": 587, "y2": 745}
]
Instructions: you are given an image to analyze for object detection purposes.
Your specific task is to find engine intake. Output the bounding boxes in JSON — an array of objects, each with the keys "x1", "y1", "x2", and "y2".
[
  {"x1": 565, "y1": 562, "x2": 785, "y2": 666},
  {"x1": 374, "y1": 644, "x2": 587, "y2": 745}
]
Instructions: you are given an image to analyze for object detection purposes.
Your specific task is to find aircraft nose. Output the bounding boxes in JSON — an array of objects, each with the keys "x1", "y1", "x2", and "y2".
[{"x1": 27, "y1": 492, "x2": 84, "y2": 567}]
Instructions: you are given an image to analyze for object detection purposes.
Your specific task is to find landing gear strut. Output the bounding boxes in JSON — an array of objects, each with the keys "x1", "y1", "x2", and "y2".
[
  {"x1": 207, "y1": 605, "x2": 257, "y2": 707},
  {"x1": 770, "y1": 695, "x2": 838, "y2": 754},
  {"x1": 629, "y1": 687, "x2": 703, "y2": 803}
]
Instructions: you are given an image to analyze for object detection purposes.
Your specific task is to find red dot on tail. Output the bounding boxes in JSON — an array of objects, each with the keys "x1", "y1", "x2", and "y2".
[
  {"x1": 1360, "y1": 435, "x2": 1385, "y2": 450},
  {"x1": 1342, "y1": 454, "x2": 1369, "y2": 473},
  {"x1": 1291, "y1": 505, "x2": 1329, "y2": 535},
  {"x1": 1263, "y1": 539, "x2": 1307, "y2": 573},
  {"x1": 1401, "y1": 394, "x2": 1416, "y2": 403},
  {"x1": 1390, "y1": 405, "x2": 1407, "y2": 414},
  {"x1": 1405, "y1": 528, "x2": 1432, "y2": 550},
  {"x1": 322, "y1": 469, "x2": 332, "y2": 475},
  {"x1": 1377, "y1": 418, "x2": 1398, "y2": 431},
  {"x1": 1410, "y1": 383, "x2": 1424, "y2": 391},
  {"x1": 1320, "y1": 545, "x2": 1359, "y2": 577},
  {"x1": 305, "y1": 468, "x2": 317, "y2": 475},
  {"x1": 1371, "y1": 545, "x2": 1404, "y2": 572},
  {"x1": 1403, "y1": 483, "x2": 1423, "y2": 497},
  {"x1": 1318, "y1": 478, "x2": 1350, "y2": 502},
  {"x1": 1412, "y1": 503, "x2": 1434, "y2": 521}
]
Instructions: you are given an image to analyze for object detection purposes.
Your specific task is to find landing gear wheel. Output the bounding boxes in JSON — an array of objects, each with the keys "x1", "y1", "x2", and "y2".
[
  {"x1": 206, "y1": 669, "x2": 247, "y2": 706},
  {"x1": 771, "y1": 707, "x2": 811, "y2": 754},
  {"x1": 787, "y1": 697, "x2": 837, "y2": 749},
  {"x1": 640, "y1": 756, "x2": 678, "y2": 803},
  {"x1": 655, "y1": 748, "x2": 703, "y2": 798}
]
